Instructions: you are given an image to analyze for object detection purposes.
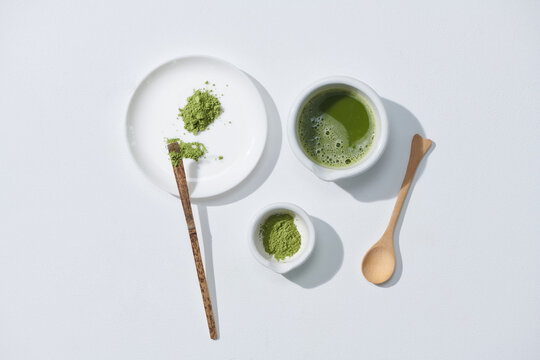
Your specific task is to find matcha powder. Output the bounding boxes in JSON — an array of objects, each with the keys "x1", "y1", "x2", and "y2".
[
  {"x1": 166, "y1": 138, "x2": 207, "y2": 165},
  {"x1": 260, "y1": 214, "x2": 301, "y2": 261},
  {"x1": 178, "y1": 89, "x2": 221, "y2": 134}
]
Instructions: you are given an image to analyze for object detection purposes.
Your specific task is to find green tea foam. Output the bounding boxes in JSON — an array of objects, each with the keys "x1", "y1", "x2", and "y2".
[{"x1": 297, "y1": 90, "x2": 376, "y2": 168}]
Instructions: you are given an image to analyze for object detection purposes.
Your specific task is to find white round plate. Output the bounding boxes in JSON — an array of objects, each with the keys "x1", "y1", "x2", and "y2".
[{"x1": 126, "y1": 56, "x2": 268, "y2": 199}]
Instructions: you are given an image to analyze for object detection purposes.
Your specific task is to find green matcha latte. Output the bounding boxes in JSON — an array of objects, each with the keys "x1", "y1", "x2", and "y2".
[{"x1": 297, "y1": 89, "x2": 376, "y2": 168}]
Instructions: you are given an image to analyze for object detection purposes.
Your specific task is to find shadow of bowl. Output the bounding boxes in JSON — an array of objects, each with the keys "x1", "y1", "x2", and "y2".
[
  {"x1": 284, "y1": 216, "x2": 343, "y2": 289},
  {"x1": 336, "y1": 99, "x2": 425, "y2": 202}
]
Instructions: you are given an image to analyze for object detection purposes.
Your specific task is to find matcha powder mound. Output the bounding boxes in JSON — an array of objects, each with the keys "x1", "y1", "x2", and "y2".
[
  {"x1": 166, "y1": 138, "x2": 207, "y2": 165},
  {"x1": 178, "y1": 89, "x2": 221, "y2": 134},
  {"x1": 260, "y1": 214, "x2": 301, "y2": 261}
]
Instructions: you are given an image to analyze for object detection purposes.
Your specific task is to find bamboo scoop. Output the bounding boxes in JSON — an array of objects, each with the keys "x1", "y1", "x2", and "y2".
[
  {"x1": 167, "y1": 142, "x2": 217, "y2": 340},
  {"x1": 362, "y1": 134, "x2": 432, "y2": 284}
]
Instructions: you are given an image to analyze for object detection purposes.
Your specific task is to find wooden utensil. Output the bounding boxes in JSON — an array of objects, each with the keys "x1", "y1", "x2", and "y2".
[
  {"x1": 167, "y1": 142, "x2": 217, "y2": 340},
  {"x1": 362, "y1": 134, "x2": 432, "y2": 284}
]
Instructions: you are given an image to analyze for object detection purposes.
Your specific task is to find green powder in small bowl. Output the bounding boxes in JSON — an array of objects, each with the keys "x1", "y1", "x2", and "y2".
[
  {"x1": 249, "y1": 203, "x2": 315, "y2": 273},
  {"x1": 260, "y1": 213, "x2": 301, "y2": 261}
]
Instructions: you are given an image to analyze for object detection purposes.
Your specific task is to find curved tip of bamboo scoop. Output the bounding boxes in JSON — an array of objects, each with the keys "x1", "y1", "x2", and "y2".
[{"x1": 362, "y1": 134, "x2": 432, "y2": 285}]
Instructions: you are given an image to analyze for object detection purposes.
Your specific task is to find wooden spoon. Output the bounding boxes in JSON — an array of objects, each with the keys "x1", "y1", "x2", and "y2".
[
  {"x1": 362, "y1": 134, "x2": 432, "y2": 284},
  {"x1": 167, "y1": 142, "x2": 218, "y2": 339}
]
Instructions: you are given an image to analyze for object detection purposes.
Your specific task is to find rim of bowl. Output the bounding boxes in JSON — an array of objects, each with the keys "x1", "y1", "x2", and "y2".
[
  {"x1": 287, "y1": 76, "x2": 388, "y2": 181},
  {"x1": 248, "y1": 202, "x2": 316, "y2": 274}
]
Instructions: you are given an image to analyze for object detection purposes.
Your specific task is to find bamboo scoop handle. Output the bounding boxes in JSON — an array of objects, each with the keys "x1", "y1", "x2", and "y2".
[
  {"x1": 383, "y1": 134, "x2": 432, "y2": 240},
  {"x1": 167, "y1": 142, "x2": 217, "y2": 340}
]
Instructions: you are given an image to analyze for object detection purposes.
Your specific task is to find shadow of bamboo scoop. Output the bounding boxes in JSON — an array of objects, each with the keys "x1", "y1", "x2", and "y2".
[{"x1": 362, "y1": 134, "x2": 432, "y2": 284}]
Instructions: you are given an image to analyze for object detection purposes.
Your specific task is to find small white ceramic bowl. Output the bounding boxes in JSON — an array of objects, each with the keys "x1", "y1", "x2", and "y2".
[
  {"x1": 287, "y1": 76, "x2": 389, "y2": 181},
  {"x1": 249, "y1": 203, "x2": 315, "y2": 274}
]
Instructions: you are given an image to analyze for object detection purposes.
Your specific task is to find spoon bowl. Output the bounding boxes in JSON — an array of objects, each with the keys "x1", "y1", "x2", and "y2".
[{"x1": 362, "y1": 240, "x2": 396, "y2": 284}]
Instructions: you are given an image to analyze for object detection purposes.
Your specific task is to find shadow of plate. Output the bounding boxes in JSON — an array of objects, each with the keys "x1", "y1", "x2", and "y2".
[{"x1": 194, "y1": 74, "x2": 281, "y2": 206}]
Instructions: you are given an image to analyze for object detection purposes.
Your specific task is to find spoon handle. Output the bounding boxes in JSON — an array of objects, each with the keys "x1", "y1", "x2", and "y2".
[{"x1": 384, "y1": 134, "x2": 432, "y2": 238}]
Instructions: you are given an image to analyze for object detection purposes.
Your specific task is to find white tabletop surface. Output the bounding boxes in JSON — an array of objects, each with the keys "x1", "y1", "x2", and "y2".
[{"x1": 1, "y1": 1, "x2": 539, "y2": 359}]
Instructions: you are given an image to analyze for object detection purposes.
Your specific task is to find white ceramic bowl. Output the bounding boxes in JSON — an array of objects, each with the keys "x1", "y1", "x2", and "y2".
[
  {"x1": 249, "y1": 203, "x2": 315, "y2": 274},
  {"x1": 287, "y1": 76, "x2": 388, "y2": 181}
]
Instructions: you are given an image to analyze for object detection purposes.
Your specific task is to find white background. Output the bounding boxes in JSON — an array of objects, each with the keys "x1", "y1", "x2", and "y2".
[{"x1": 1, "y1": 1, "x2": 539, "y2": 359}]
